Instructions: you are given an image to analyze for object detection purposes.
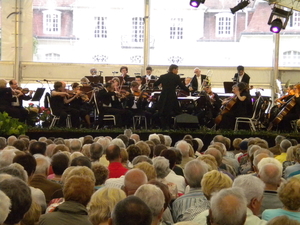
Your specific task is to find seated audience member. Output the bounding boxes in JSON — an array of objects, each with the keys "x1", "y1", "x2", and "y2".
[
  {"x1": 108, "y1": 195, "x2": 152, "y2": 225},
  {"x1": 148, "y1": 180, "x2": 173, "y2": 225},
  {"x1": 269, "y1": 135, "x2": 286, "y2": 156},
  {"x1": 135, "y1": 184, "x2": 165, "y2": 225},
  {"x1": 21, "y1": 200, "x2": 42, "y2": 225},
  {"x1": 160, "y1": 149, "x2": 186, "y2": 194},
  {"x1": 232, "y1": 175, "x2": 267, "y2": 225},
  {"x1": 172, "y1": 160, "x2": 209, "y2": 222},
  {"x1": 275, "y1": 139, "x2": 292, "y2": 163},
  {"x1": 13, "y1": 153, "x2": 47, "y2": 213},
  {"x1": 208, "y1": 187, "x2": 247, "y2": 225},
  {"x1": 70, "y1": 155, "x2": 92, "y2": 168},
  {"x1": 123, "y1": 169, "x2": 148, "y2": 196},
  {"x1": 29, "y1": 141, "x2": 47, "y2": 155},
  {"x1": 90, "y1": 142, "x2": 104, "y2": 162},
  {"x1": 201, "y1": 170, "x2": 233, "y2": 200},
  {"x1": 91, "y1": 162, "x2": 109, "y2": 190},
  {"x1": 283, "y1": 146, "x2": 297, "y2": 172},
  {"x1": 0, "y1": 177, "x2": 32, "y2": 225},
  {"x1": 39, "y1": 175, "x2": 94, "y2": 225},
  {"x1": 262, "y1": 177, "x2": 300, "y2": 222},
  {"x1": 175, "y1": 140, "x2": 194, "y2": 169},
  {"x1": 258, "y1": 163, "x2": 284, "y2": 215},
  {"x1": 48, "y1": 152, "x2": 70, "y2": 184},
  {"x1": 266, "y1": 215, "x2": 300, "y2": 225},
  {"x1": 88, "y1": 187, "x2": 126, "y2": 225},
  {"x1": 284, "y1": 147, "x2": 300, "y2": 179},
  {"x1": 106, "y1": 144, "x2": 128, "y2": 178},
  {"x1": 134, "y1": 162, "x2": 157, "y2": 181},
  {"x1": 152, "y1": 156, "x2": 178, "y2": 199},
  {"x1": 29, "y1": 155, "x2": 62, "y2": 204},
  {"x1": 127, "y1": 145, "x2": 142, "y2": 164},
  {"x1": 0, "y1": 190, "x2": 11, "y2": 224}
]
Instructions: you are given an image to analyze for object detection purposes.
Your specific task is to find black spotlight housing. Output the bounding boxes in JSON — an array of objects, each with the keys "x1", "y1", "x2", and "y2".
[
  {"x1": 270, "y1": 18, "x2": 283, "y2": 33},
  {"x1": 190, "y1": 0, "x2": 205, "y2": 8},
  {"x1": 230, "y1": 0, "x2": 250, "y2": 14}
]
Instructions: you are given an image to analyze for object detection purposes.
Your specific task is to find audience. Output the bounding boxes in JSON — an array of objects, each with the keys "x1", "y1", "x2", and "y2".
[{"x1": 1, "y1": 132, "x2": 300, "y2": 225}]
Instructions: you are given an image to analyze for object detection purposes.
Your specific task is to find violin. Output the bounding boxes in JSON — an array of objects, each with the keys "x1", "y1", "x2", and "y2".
[{"x1": 16, "y1": 87, "x2": 34, "y2": 95}]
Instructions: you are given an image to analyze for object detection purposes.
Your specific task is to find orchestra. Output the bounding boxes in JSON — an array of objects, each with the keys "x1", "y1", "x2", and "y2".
[{"x1": 2, "y1": 65, "x2": 300, "y2": 132}]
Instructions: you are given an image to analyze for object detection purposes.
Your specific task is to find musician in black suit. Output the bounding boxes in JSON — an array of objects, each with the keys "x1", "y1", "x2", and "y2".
[
  {"x1": 233, "y1": 65, "x2": 250, "y2": 85},
  {"x1": 144, "y1": 66, "x2": 156, "y2": 80},
  {"x1": 190, "y1": 67, "x2": 207, "y2": 93},
  {"x1": 50, "y1": 81, "x2": 81, "y2": 128},
  {"x1": 9, "y1": 79, "x2": 33, "y2": 123},
  {"x1": 96, "y1": 82, "x2": 132, "y2": 128},
  {"x1": 154, "y1": 64, "x2": 190, "y2": 129},
  {"x1": 0, "y1": 79, "x2": 23, "y2": 120},
  {"x1": 120, "y1": 66, "x2": 131, "y2": 85}
]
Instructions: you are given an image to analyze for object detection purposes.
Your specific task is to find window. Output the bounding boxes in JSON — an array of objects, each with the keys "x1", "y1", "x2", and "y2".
[
  {"x1": 289, "y1": 11, "x2": 300, "y2": 28},
  {"x1": 94, "y1": 16, "x2": 107, "y2": 38},
  {"x1": 42, "y1": 10, "x2": 61, "y2": 34},
  {"x1": 282, "y1": 51, "x2": 300, "y2": 66},
  {"x1": 216, "y1": 14, "x2": 233, "y2": 37},
  {"x1": 132, "y1": 17, "x2": 144, "y2": 42},
  {"x1": 45, "y1": 53, "x2": 60, "y2": 61},
  {"x1": 170, "y1": 18, "x2": 183, "y2": 39}
]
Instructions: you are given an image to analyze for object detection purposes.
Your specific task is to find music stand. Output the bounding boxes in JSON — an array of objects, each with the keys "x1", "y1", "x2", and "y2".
[
  {"x1": 31, "y1": 88, "x2": 45, "y2": 102},
  {"x1": 223, "y1": 82, "x2": 234, "y2": 93},
  {"x1": 85, "y1": 75, "x2": 103, "y2": 84}
]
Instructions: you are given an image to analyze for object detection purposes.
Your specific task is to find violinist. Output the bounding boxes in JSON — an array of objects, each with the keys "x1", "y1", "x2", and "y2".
[
  {"x1": 9, "y1": 79, "x2": 33, "y2": 123},
  {"x1": 217, "y1": 82, "x2": 252, "y2": 130},
  {"x1": 50, "y1": 81, "x2": 80, "y2": 128},
  {"x1": 277, "y1": 84, "x2": 300, "y2": 131},
  {"x1": 0, "y1": 79, "x2": 23, "y2": 121},
  {"x1": 96, "y1": 82, "x2": 133, "y2": 128},
  {"x1": 69, "y1": 82, "x2": 93, "y2": 128},
  {"x1": 135, "y1": 76, "x2": 146, "y2": 91}
]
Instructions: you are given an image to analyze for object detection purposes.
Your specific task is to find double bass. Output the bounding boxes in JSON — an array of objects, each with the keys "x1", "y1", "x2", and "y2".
[
  {"x1": 267, "y1": 96, "x2": 296, "y2": 131},
  {"x1": 215, "y1": 96, "x2": 237, "y2": 125}
]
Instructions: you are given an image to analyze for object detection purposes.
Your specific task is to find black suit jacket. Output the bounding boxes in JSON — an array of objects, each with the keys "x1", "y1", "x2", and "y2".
[
  {"x1": 154, "y1": 72, "x2": 189, "y2": 115},
  {"x1": 190, "y1": 74, "x2": 207, "y2": 92},
  {"x1": 233, "y1": 73, "x2": 250, "y2": 84}
]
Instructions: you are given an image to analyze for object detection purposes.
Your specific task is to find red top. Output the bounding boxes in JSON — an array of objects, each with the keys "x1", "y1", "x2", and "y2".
[{"x1": 108, "y1": 162, "x2": 128, "y2": 178}]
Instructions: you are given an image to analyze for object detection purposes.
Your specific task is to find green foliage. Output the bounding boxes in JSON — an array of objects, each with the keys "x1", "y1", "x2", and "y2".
[{"x1": 0, "y1": 112, "x2": 27, "y2": 135}]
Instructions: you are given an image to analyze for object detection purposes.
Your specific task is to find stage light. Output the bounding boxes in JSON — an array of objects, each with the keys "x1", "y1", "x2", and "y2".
[
  {"x1": 230, "y1": 0, "x2": 250, "y2": 14},
  {"x1": 267, "y1": 6, "x2": 292, "y2": 33},
  {"x1": 190, "y1": 0, "x2": 205, "y2": 8},
  {"x1": 270, "y1": 18, "x2": 283, "y2": 33}
]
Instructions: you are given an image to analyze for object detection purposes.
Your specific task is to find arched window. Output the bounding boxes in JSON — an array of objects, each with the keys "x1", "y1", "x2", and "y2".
[{"x1": 42, "y1": 10, "x2": 61, "y2": 34}]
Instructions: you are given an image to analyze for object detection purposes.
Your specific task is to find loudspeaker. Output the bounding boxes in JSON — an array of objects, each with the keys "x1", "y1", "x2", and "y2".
[{"x1": 174, "y1": 113, "x2": 199, "y2": 129}]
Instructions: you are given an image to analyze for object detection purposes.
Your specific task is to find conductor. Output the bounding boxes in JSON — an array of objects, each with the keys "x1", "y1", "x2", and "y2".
[{"x1": 154, "y1": 64, "x2": 190, "y2": 129}]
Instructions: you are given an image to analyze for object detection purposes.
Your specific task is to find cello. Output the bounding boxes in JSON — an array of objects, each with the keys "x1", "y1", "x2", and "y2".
[
  {"x1": 267, "y1": 96, "x2": 296, "y2": 131},
  {"x1": 215, "y1": 95, "x2": 237, "y2": 125}
]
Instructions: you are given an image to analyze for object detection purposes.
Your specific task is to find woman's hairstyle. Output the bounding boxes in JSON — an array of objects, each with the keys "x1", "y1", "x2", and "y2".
[
  {"x1": 278, "y1": 177, "x2": 300, "y2": 210},
  {"x1": 88, "y1": 187, "x2": 126, "y2": 225}
]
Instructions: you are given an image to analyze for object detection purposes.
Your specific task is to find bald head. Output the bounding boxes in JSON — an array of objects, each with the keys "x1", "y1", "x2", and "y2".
[{"x1": 124, "y1": 169, "x2": 148, "y2": 196}]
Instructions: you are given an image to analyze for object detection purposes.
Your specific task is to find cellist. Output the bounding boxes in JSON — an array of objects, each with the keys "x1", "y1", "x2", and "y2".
[
  {"x1": 217, "y1": 82, "x2": 252, "y2": 130},
  {"x1": 277, "y1": 84, "x2": 300, "y2": 131}
]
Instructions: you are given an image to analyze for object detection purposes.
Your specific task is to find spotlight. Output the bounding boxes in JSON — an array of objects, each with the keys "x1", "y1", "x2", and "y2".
[
  {"x1": 270, "y1": 18, "x2": 283, "y2": 33},
  {"x1": 190, "y1": 0, "x2": 205, "y2": 8},
  {"x1": 230, "y1": 0, "x2": 250, "y2": 14},
  {"x1": 267, "y1": 6, "x2": 292, "y2": 33}
]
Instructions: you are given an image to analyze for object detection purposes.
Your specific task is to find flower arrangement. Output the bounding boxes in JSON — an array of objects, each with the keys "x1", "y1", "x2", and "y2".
[
  {"x1": 0, "y1": 112, "x2": 27, "y2": 135},
  {"x1": 25, "y1": 103, "x2": 51, "y2": 126}
]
